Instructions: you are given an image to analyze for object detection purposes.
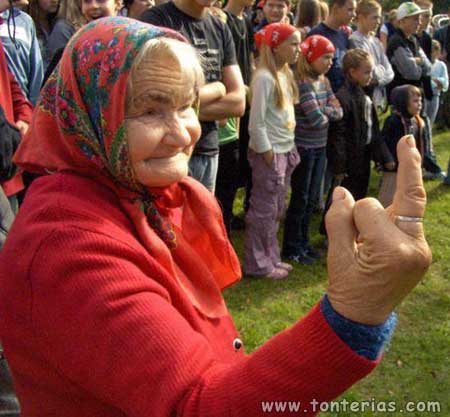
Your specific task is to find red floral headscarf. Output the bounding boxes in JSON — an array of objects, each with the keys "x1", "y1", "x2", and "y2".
[{"x1": 13, "y1": 17, "x2": 241, "y2": 317}]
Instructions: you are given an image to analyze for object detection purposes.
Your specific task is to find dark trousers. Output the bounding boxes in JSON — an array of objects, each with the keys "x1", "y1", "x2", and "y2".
[
  {"x1": 282, "y1": 146, "x2": 326, "y2": 257},
  {"x1": 238, "y1": 111, "x2": 252, "y2": 211},
  {"x1": 340, "y1": 149, "x2": 372, "y2": 201},
  {"x1": 215, "y1": 140, "x2": 240, "y2": 236},
  {"x1": 320, "y1": 146, "x2": 371, "y2": 236}
]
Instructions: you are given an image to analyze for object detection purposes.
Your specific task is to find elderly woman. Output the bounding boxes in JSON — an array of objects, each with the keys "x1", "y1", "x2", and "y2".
[{"x1": 0, "y1": 17, "x2": 431, "y2": 416}]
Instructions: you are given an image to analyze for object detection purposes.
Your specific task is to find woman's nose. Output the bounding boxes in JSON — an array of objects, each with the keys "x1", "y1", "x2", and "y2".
[{"x1": 164, "y1": 116, "x2": 192, "y2": 148}]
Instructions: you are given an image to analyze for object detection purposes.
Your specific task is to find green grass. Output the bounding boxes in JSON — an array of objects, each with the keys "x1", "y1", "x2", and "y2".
[{"x1": 223, "y1": 128, "x2": 450, "y2": 416}]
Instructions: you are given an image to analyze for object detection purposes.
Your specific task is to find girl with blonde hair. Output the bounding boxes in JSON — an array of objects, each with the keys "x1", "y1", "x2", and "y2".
[
  {"x1": 245, "y1": 23, "x2": 300, "y2": 280},
  {"x1": 45, "y1": 0, "x2": 120, "y2": 82},
  {"x1": 27, "y1": 0, "x2": 60, "y2": 70},
  {"x1": 47, "y1": 0, "x2": 85, "y2": 65},
  {"x1": 282, "y1": 35, "x2": 343, "y2": 264}
]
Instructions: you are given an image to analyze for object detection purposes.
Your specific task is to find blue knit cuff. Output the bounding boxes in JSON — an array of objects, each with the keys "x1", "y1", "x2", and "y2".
[{"x1": 320, "y1": 295, "x2": 397, "y2": 360}]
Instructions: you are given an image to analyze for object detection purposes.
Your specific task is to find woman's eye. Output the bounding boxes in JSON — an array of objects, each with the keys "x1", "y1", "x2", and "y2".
[{"x1": 178, "y1": 105, "x2": 192, "y2": 114}]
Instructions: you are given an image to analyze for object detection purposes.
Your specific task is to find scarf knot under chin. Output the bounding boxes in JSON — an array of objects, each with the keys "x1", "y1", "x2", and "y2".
[{"x1": 141, "y1": 191, "x2": 177, "y2": 250}]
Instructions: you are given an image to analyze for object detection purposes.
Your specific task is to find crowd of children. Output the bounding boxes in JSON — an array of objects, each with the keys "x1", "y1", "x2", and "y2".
[
  {"x1": 244, "y1": 0, "x2": 449, "y2": 279},
  {"x1": 243, "y1": 0, "x2": 449, "y2": 279}
]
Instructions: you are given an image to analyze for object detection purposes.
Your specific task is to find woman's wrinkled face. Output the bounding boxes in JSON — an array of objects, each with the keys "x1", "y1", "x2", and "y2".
[
  {"x1": 125, "y1": 58, "x2": 201, "y2": 188},
  {"x1": 81, "y1": 0, "x2": 119, "y2": 21}
]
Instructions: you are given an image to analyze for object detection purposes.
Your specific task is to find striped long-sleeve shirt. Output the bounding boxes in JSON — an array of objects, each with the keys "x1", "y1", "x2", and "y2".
[{"x1": 294, "y1": 78, "x2": 343, "y2": 148}]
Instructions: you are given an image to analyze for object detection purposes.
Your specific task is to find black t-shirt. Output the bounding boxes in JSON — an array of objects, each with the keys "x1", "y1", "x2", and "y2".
[
  {"x1": 415, "y1": 31, "x2": 433, "y2": 100},
  {"x1": 141, "y1": 2, "x2": 237, "y2": 156},
  {"x1": 223, "y1": 11, "x2": 254, "y2": 86}
]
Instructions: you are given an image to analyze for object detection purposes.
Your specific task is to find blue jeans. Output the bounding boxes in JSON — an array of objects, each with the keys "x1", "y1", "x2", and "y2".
[
  {"x1": 425, "y1": 95, "x2": 440, "y2": 126},
  {"x1": 188, "y1": 153, "x2": 219, "y2": 193},
  {"x1": 422, "y1": 113, "x2": 443, "y2": 175},
  {"x1": 282, "y1": 146, "x2": 326, "y2": 257}
]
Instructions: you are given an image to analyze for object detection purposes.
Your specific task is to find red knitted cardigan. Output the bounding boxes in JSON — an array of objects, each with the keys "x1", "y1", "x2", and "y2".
[{"x1": 0, "y1": 173, "x2": 378, "y2": 417}]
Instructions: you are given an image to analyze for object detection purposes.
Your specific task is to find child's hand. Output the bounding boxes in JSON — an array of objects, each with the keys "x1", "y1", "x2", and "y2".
[
  {"x1": 384, "y1": 161, "x2": 396, "y2": 171},
  {"x1": 262, "y1": 150, "x2": 274, "y2": 167},
  {"x1": 329, "y1": 97, "x2": 340, "y2": 108}
]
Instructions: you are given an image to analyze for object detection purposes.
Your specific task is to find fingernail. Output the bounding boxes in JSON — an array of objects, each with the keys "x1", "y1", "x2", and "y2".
[
  {"x1": 406, "y1": 135, "x2": 416, "y2": 148},
  {"x1": 333, "y1": 187, "x2": 346, "y2": 202}
]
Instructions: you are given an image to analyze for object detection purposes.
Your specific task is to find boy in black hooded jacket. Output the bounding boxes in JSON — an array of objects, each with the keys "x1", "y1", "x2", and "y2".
[{"x1": 378, "y1": 84, "x2": 426, "y2": 207}]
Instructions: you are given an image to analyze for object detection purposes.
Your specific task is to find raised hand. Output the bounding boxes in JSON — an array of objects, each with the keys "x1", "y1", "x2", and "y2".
[{"x1": 325, "y1": 135, "x2": 432, "y2": 325}]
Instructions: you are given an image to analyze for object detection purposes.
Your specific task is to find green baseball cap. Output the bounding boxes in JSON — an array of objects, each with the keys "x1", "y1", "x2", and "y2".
[{"x1": 397, "y1": 2, "x2": 426, "y2": 20}]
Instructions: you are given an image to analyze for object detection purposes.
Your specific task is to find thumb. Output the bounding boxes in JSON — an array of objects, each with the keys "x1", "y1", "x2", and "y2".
[{"x1": 325, "y1": 187, "x2": 357, "y2": 255}]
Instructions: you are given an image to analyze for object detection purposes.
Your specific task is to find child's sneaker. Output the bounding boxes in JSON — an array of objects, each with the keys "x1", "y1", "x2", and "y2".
[
  {"x1": 268, "y1": 267, "x2": 289, "y2": 280},
  {"x1": 275, "y1": 262, "x2": 293, "y2": 272},
  {"x1": 285, "y1": 251, "x2": 315, "y2": 265}
]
